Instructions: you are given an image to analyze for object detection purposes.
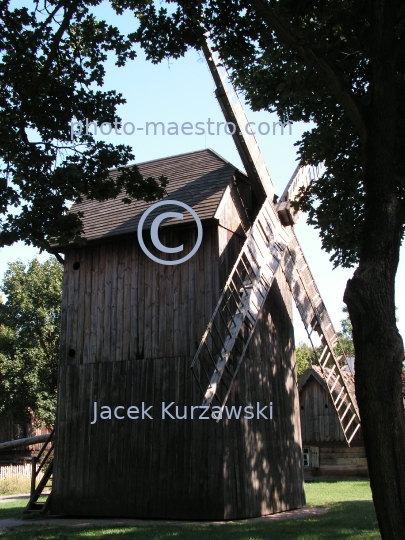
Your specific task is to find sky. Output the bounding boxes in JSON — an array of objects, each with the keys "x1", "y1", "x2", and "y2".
[{"x1": 1, "y1": 2, "x2": 404, "y2": 346}]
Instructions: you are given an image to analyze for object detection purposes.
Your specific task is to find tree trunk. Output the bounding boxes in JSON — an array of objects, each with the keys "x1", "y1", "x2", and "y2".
[
  {"x1": 344, "y1": 2, "x2": 405, "y2": 537},
  {"x1": 345, "y1": 261, "x2": 405, "y2": 539},
  {"x1": 343, "y1": 2, "x2": 405, "y2": 528}
]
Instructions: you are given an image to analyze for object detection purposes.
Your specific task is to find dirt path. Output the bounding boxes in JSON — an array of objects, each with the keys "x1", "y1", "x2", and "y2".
[{"x1": 0, "y1": 497, "x2": 328, "y2": 532}]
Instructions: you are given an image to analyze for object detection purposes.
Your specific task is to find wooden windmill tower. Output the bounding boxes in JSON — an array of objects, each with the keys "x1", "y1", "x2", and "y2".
[{"x1": 26, "y1": 39, "x2": 360, "y2": 520}]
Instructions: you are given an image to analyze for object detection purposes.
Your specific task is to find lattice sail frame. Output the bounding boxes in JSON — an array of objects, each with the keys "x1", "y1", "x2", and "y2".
[
  {"x1": 191, "y1": 36, "x2": 361, "y2": 445},
  {"x1": 190, "y1": 199, "x2": 290, "y2": 409}
]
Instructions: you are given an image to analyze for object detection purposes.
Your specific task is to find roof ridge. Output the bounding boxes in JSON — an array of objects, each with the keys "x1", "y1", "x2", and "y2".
[{"x1": 108, "y1": 148, "x2": 234, "y2": 172}]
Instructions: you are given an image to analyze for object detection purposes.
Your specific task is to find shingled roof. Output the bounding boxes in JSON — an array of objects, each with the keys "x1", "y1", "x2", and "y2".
[{"x1": 67, "y1": 148, "x2": 241, "y2": 243}]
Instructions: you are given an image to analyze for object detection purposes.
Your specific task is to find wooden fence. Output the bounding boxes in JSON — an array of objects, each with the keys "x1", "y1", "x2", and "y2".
[{"x1": 0, "y1": 463, "x2": 42, "y2": 480}]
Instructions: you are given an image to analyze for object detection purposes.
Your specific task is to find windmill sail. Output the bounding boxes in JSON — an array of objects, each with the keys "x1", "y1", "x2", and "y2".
[
  {"x1": 280, "y1": 164, "x2": 316, "y2": 203},
  {"x1": 198, "y1": 35, "x2": 360, "y2": 444},
  {"x1": 201, "y1": 39, "x2": 273, "y2": 201},
  {"x1": 277, "y1": 163, "x2": 323, "y2": 226},
  {"x1": 281, "y1": 232, "x2": 361, "y2": 444},
  {"x1": 191, "y1": 199, "x2": 291, "y2": 409}
]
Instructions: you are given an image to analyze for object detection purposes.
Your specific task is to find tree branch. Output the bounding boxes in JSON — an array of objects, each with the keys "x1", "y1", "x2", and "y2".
[
  {"x1": 249, "y1": 0, "x2": 368, "y2": 141},
  {"x1": 54, "y1": 253, "x2": 64, "y2": 265},
  {"x1": 36, "y1": 1, "x2": 65, "y2": 34},
  {"x1": 36, "y1": 0, "x2": 81, "y2": 90}
]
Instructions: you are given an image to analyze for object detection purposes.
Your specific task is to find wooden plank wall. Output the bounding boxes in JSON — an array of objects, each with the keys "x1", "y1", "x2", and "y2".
[
  {"x1": 300, "y1": 374, "x2": 367, "y2": 477},
  {"x1": 53, "y1": 190, "x2": 304, "y2": 519},
  {"x1": 58, "y1": 223, "x2": 218, "y2": 364},
  {"x1": 222, "y1": 266, "x2": 305, "y2": 516},
  {"x1": 303, "y1": 442, "x2": 368, "y2": 477},
  {"x1": 299, "y1": 377, "x2": 363, "y2": 443}
]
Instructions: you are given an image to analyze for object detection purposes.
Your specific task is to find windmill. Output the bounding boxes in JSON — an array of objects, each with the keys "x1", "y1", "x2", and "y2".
[
  {"x1": 191, "y1": 38, "x2": 361, "y2": 445},
  {"x1": 26, "y1": 37, "x2": 361, "y2": 521}
]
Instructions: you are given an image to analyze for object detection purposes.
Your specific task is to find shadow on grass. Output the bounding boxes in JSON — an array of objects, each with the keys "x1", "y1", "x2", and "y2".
[
  {"x1": 0, "y1": 500, "x2": 380, "y2": 540},
  {"x1": 0, "y1": 501, "x2": 27, "y2": 521}
]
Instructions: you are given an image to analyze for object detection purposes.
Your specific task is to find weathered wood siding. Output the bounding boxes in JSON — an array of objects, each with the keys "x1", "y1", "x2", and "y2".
[
  {"x1": 299, "y1": 374, "x2": 367, "y2": 477},
  {"x1": 300, "y1": 377, "x2": 363, "y2": 443},
  {"x1": 57, "y1": 224, "x2": 219, "y2": 364},
  {"x1": 52, "y1": 187, "x2": 304, "y2": 519},
  {"x1": 303, "y1": 442, "x2": 368, "y2": 478}
]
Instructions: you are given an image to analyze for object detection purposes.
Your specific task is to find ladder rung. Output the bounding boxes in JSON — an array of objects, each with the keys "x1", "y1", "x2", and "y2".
[
  {"x1": 326, "y1": 365, "x2": 336, "y2": 384},
  {"x1": 318, "y1": 345, "x2": 329, "y2": 364},
  {"x1": 347, "y1": 422, "x2": 361, "y2": 444},
  {"x1": 340, "y1": 403, "x2": 351, "y2": 422},
  {"x1": 322, "y1": 352, "x2": 331, "y2": 369},
  {"x1": 223, "y1": 303, "x2": 241, "y2": 332},
  {"x1": 343, "y1": 413, "x2": 357, "y2": 433},
  {"x1": 218, "y1": 309, "x2": 234, "y2": 339},
  {"x1": 229, "y1": 279, "x2": 243, "y2": 303},
  {"x1": 234, "y1": 268, "x2": 249, "y2": 295},
  {"x1": 334, "y1": 387, "x2": 345, "y2": 408},
  {"x1": 245, "y1": 244, "x2": 261, "y2": 272},
  {"x1": 329, "y1": 375, "x2": 340, "y2": 394},
  {"x1": 251, "y1": 226, "x2": 268, "y2": 258},
  {"x1": 244, "y1": 316, "x2": 254, "y2": 329},
  {"x1": 239, "y1": 256, "x2": 255, "y2": 284}
]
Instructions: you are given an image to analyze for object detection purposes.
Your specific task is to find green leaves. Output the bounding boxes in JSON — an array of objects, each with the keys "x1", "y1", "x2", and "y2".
[
  {"x1": 335, "y1": 306, "x2": 355, "y2": 358},
  {"x1": 0, "y1": 1, "x2": 167, "y2": 251},
  {"x1": 131, "y1": 0, "x2": 405, "y2": 267},
  {"x1": 295, "y1": 342, "x2": 317, "y2": 376},
  {"x1": 0, "y1": 257, "x2": 63, "y2": 427}
]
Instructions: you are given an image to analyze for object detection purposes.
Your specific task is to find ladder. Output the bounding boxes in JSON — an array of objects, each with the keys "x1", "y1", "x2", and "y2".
[
  {"x1": 24, "y1": 429, "x2": 55, "y2": 515},
  {"x1": 281, "y1": 233, "x2": 361, "y2": 444},
  {"x1": 191, "y1": 199, "x2": 290, "y2": 410}
]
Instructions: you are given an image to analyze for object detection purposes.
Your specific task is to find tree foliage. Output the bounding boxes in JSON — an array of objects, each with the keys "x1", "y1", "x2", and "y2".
[
  {"x1": 335, "y1": 306, "x2": 355, "y2": 358},
  {"x1": 0, "y1": 0, "x2": 167, "y2": 251},
  {"x1": 295, "y1": 342, "x2": 315, "y2": 377},
  {"x1": 0, "y1": 257, "x2": 63, "y2": 427},
  {"x1": 133, "y1": 0, "x2": 405, "y2": 267}
]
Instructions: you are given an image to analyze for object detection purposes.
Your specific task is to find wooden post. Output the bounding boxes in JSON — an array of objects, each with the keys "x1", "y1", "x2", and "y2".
[{"x1": 30, "y1": 456, "x2": 36, "y2": 497}]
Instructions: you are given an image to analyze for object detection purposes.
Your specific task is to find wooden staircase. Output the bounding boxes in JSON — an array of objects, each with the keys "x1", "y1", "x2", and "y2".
[
  {"x1": 24, "y1": 429, "x2": 55, "y2": 515},
  {"x1": 281, "y1": 233, "x2": 361, "y2": 444},
  {"x1": 190, "y1": 199, "x2": 290, "y2": 411}
]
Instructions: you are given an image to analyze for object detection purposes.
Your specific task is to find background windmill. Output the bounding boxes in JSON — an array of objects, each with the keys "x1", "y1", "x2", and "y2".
[{"x1": 25, "y1": 37, "x2": 360, "y2": 520}]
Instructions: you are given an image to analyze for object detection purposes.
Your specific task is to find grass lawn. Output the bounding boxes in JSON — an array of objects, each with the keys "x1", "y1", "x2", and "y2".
[{"x1": 0, "y1": 480, "x2": 380, "y2": 539}]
